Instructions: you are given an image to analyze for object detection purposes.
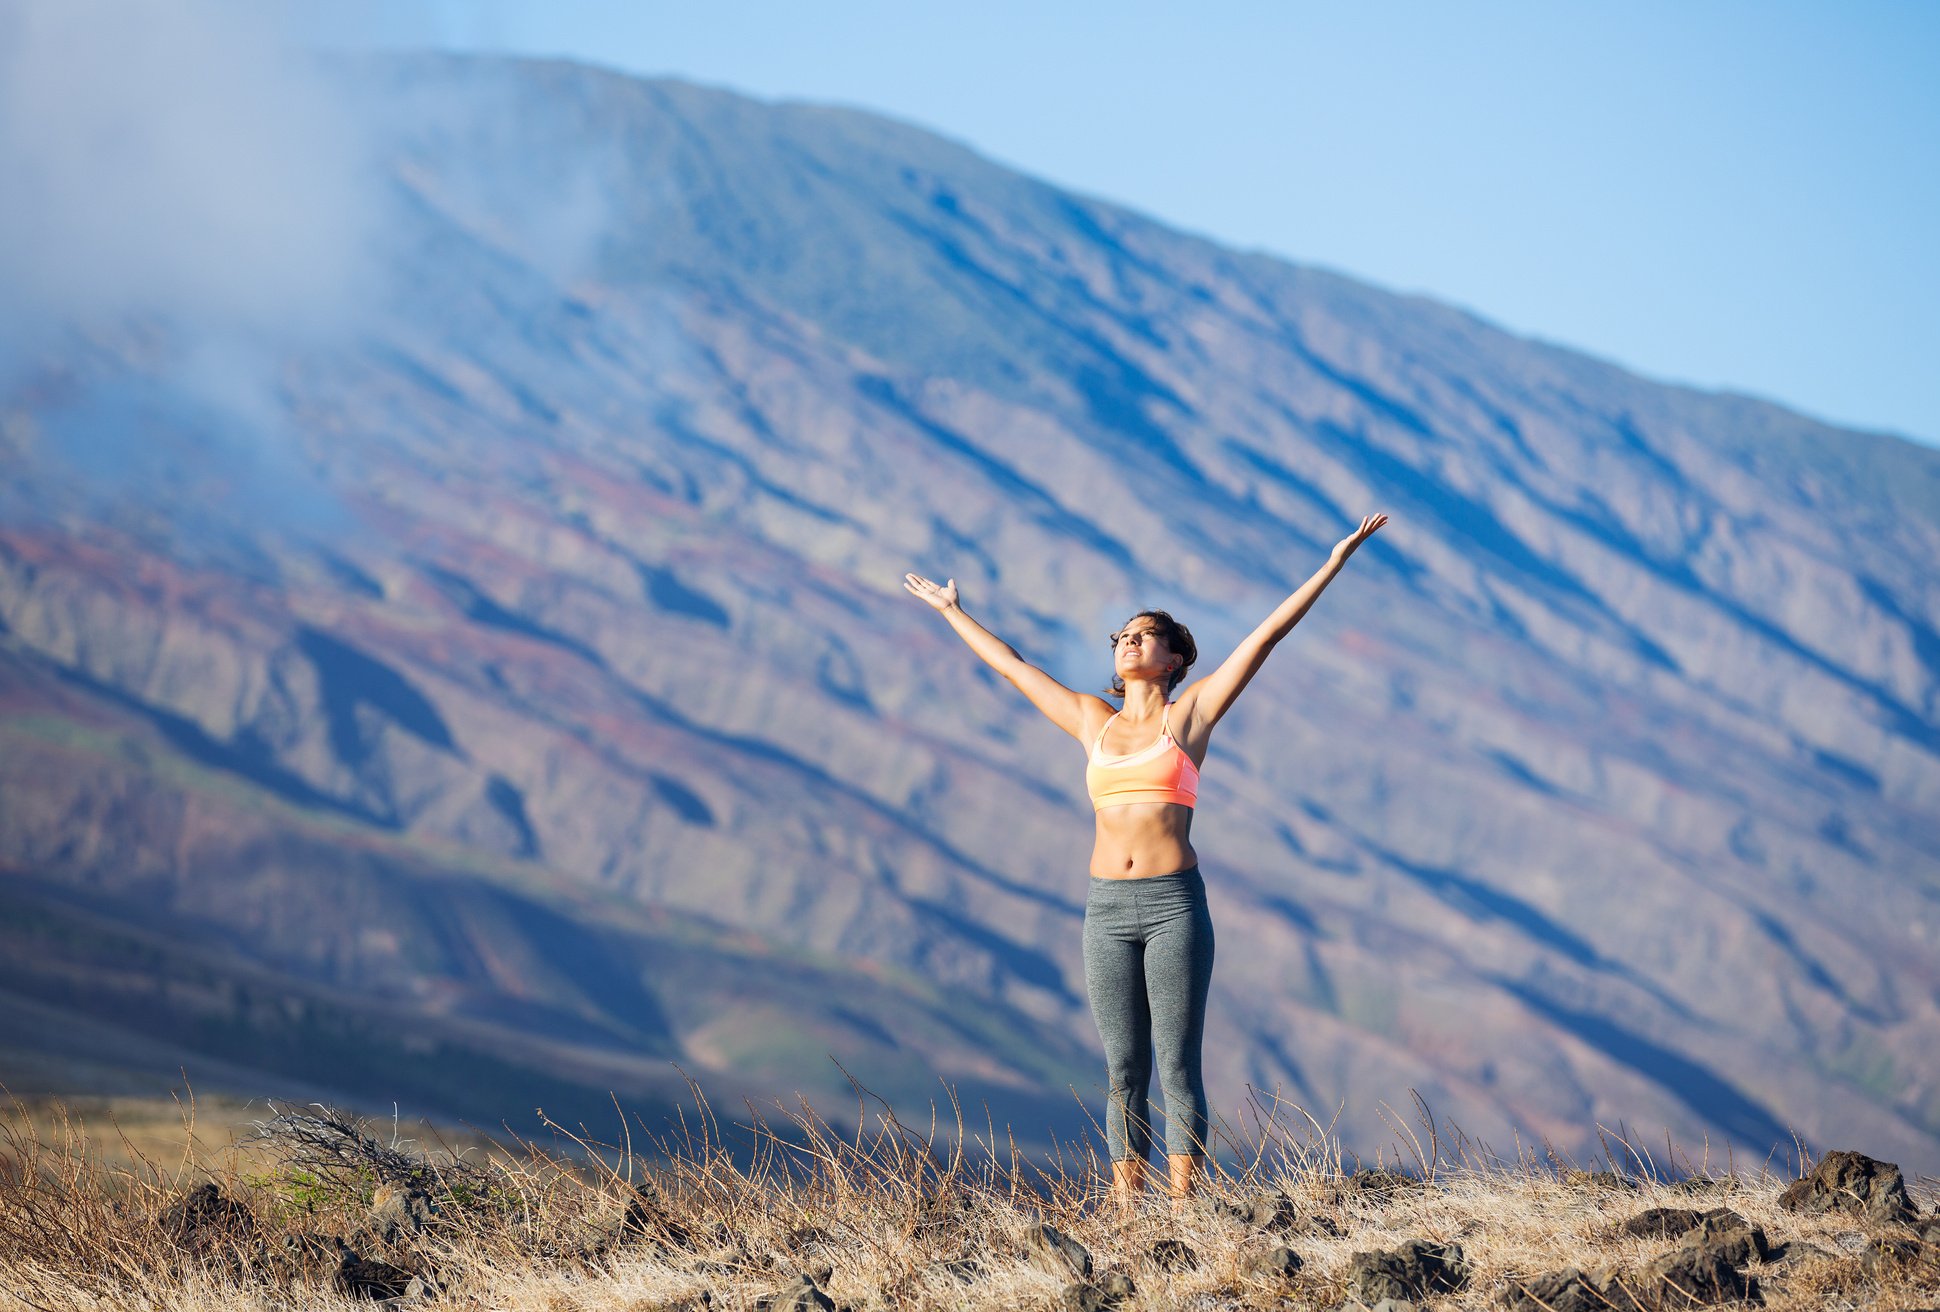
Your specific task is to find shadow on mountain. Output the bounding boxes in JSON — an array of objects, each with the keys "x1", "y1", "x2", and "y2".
[
  {"x1": 49, "y1": 658, "x2": 385, "y2": 828},
  {"x1": 417, "y1": 568, "x2": 605, "y2": 669},
  {"x1": 1502, "y1": 982, "x2": 1792, "y2": 1154},
  {"x1": 295, "y1": 625, "x2": 458, "y2": 764},
  {"x1": 638, "y1": 564, "x2": 731, "y2": 628}
]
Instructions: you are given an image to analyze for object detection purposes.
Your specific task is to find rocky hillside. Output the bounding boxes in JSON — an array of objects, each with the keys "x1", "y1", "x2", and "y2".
[{"x1": 2, "y1": 52, "x2": 1938, "y2": 1170}]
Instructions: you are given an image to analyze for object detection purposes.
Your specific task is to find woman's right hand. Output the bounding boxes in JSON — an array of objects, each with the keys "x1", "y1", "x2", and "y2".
[{"x1": 903, "y1": 573, "x2": 959, "y2": 612}]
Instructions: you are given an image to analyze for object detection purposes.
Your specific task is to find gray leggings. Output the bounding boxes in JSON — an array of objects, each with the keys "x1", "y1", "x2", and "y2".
[{"x1": 1082, "y1": 866, "x2": 1215, "y2": 1161}]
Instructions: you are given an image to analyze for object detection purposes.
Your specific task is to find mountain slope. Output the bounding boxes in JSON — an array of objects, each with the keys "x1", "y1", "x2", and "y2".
[{"x1": 2, "y1": 52, "x2": 1937, "y2": 1170}]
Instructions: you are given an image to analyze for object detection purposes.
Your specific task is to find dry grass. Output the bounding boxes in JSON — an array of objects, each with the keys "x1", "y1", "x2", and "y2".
[{"x1": 2, "y1": 1079, "x2": 1936, "y2": 1311}]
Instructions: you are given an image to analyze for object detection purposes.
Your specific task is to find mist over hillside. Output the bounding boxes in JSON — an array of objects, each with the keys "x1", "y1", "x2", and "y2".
[{"x1": 2, "y1": 49, "x2": 1938, "y2": 1172}]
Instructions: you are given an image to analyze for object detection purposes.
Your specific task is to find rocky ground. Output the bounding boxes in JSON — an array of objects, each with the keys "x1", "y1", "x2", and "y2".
[{"x1": 3, "y1": 1095, "x2": 1936, "y2": 1310}]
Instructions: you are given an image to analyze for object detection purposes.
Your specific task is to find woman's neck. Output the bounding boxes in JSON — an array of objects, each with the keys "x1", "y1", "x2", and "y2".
[{"x1": 1119, "y1": 683, "x2": 1169, "y2": 719}]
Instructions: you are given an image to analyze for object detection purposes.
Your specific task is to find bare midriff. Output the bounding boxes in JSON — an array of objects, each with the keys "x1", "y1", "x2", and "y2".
[{"x1": 1090, "y1": 802, "x2": 1197, "y2": 879}]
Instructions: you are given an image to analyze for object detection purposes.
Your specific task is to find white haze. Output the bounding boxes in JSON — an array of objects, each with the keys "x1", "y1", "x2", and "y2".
[
  {"x1": 0, "y1": 0, "x2": 378, "y2": 341},
  {"x1": 0, "y1": 0, "x2": 637, "y2": 544}
]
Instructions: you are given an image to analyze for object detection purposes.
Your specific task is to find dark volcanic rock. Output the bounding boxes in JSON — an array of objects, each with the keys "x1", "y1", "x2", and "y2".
[
  {"x1": 1618, "y1": 1205, "x2": 1768, "y2": 1266},
  {"x1": 1767, "y1": 1241, "x2": 1835, "y2": 1268},
  {"x1": 1145, "y1": 1238, "x2": 1198, "y2": 1272},
  {"x1": 619, "y1": 1180, "x2": 695, "y2": 1250},
  {"x1": 1619, "y1": 1206, "x2": 1709, "y2": 1239},
  {"x1": 1214, "y1": 1193, "x2": 1301, "y2": 1233},
  {"x1": 1529, "y1": 1204, "x2": 1772, "y2": 1310},
  {"x1": 930, "y1": 1256, "x2": 982, "y2": 1285},
  {"x1": 1022, "y1": 1222, "x2": 1091, "y2": 1280},
  {"x1": 1497, "y1": 1266, "x2": 1613, "y2": 1312},
  {"x1": 264, "y1": 1230, "x2": 339, "y2": 1283},
  {"x1": 1346, "y1": 1238, "x2": 1471, "y2": 1303},
  {"x1": 368, "y1": 1184, "x2": 437, "y2": 1246},
  {"x1": 782, "y1": 1224, "x2": 831, "y2": 1253},
  {"x1": 754, "y1": 1272, "x2": 836, "y2": 1312},
  {"x1": 1777, "y1": 1149, "x2": 1916, "y2": 1224},
  {"x1": 1859, "y1": 1232, "x2": 1940, "y2": 1278},
  {"x1": 1058, "y1": 1283, "x2": 1104, "y2": 1312},
  {"x1": 1682, "y1": 1209, "x2": 1770, "y2": 1266},
  {"x1": 650, "y1": 1296, "x2": 714, "y2": 1312},
  {"x1": 1507, "y1": 1252, "x2": 1757, "y2": 1312},
  {"x1": 332, "y1": 1236, "x2": 418, "y2": 1301},
  {"x1": 1303, "y1": 1212, "x2": 1347, "y2": 1238},
  {"x1": 160, "y1": 1182, "x2": 256, "y2": 1255},
  {"x1": 1626, "y1": 1244, "x2": 1760, "y2": 1309},
  {"x1": 1059, "y1": 1270, "x2": 1134, "y2": 1312},
  {"x1": 1243, "y1": 1243, "x2": 1304, "y2": 1280}
]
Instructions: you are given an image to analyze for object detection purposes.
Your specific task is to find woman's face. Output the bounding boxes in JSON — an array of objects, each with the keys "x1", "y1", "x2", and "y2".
[{"x1": 1112, "y1": 617, "x2": 1178, "y2": 685}]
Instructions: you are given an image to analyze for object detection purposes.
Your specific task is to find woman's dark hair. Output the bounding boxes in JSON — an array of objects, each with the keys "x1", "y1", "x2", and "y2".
[{"x1": 1104, "y1": 608, "x2": 1197, "y2": 699}]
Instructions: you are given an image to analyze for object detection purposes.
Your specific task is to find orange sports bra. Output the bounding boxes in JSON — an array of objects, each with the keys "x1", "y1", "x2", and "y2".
[{"x1": 1086, "y1": 701, "x2": 1200, "y2": 810}]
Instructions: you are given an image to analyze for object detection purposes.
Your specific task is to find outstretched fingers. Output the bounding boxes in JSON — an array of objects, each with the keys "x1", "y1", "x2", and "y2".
[
  {"x1": 903, "y1": 573, "x2": 958, "y2": 609},
  {"x1": 1331, "y1": 513, "x2": 1389, "y2": 562}
]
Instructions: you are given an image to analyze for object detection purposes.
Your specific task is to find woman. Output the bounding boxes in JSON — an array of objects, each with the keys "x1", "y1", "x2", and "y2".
[{"x1": 903, "y1": 512, "x2": 1388, "y2": 1209}]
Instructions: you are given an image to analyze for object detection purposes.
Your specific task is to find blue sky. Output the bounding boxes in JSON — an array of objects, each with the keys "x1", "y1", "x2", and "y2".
[{"x1": 305, "y1": 1, "x2": 1939, "y2": 448}]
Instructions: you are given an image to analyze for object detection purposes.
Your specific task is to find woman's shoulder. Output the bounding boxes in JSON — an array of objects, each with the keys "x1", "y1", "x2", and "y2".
[
  {"x1": 1077, "y1": 695, "x2": 1120, "y2": 742},
  {"x1": 1168, "y1": 686, "x2": 1214, "y2": 744}
]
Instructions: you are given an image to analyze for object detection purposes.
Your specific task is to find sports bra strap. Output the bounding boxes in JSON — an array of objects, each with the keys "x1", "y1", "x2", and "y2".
[
  {"x1": 1093, "y1": 702, "x2": 1176, "y2": 755},
  {"x1": 1091, "y1": 709, "x2": 1119, "y2": 754}
]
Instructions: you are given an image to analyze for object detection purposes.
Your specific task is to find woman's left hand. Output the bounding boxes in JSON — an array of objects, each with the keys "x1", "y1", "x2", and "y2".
[{"x1": 1331, "y1": 513, "x2": 1388, "y2": 563}]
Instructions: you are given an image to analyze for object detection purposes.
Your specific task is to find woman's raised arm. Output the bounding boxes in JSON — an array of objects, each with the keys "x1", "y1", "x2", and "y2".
[
  {"x1": 1177, "y1": 513, "x2": 1388, "y2": 733},
  {"x1": 904, "y1": 573, "x2": 1105, "y2": 742}
]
